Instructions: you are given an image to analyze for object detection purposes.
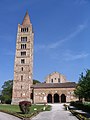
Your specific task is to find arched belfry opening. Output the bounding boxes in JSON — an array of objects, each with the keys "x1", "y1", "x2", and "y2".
[
  {"x1": 61, "y1": 94, "x2": 66, "y2": 103},
  {"x1": 47, "y1": 94, "x2": 52, "y2": 103},
  {"x1": 54, "y1": 93, "x2": 59, "y2": 103}
]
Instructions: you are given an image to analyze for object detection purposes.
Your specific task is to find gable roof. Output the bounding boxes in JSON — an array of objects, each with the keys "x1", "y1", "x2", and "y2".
[
  {"x1": 31, "y1": 82, "x2": 76, "y2": 89},
  {"x1": 46, "y1": 71, "x2": 64, "y2": 77}
]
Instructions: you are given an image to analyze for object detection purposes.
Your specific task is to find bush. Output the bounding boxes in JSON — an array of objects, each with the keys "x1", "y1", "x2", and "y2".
[
  {"x1": 70, "y1": 101, "x2": 75, "y2": 106},
  {"x1": 19, "y1": 101, "x2": 31, "y2": 114},
  {"x1": 63, "y1": 104, "x2": 68, "y2": 110},
  {"x1": 70, "y1": 101, "x2": 90, "y2": 113}
]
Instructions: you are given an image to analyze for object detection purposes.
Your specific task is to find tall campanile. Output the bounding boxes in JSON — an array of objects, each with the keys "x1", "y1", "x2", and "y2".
[{"x1": 12, "y1": 12, "x2": 34, "y2": 104}]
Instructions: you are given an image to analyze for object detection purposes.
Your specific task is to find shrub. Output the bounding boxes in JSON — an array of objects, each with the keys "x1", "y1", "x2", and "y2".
[
  {"x1": 70, "y1": 101, "x2": 75, "y2": 106},
  {"x1": 19, "y1": 101, "x2": 31, "y2": 114},
  {"x1": 63, "y1": 104, "x2": 68, "y2": 110},
  {"x1": 70, "y1": 101, "x2": 90, "y2": 113}
]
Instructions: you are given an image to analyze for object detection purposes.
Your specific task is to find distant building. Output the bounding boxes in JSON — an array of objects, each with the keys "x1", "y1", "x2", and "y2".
[{"x1": 12, "y1": 12, "x2": 77, "y2": 104}]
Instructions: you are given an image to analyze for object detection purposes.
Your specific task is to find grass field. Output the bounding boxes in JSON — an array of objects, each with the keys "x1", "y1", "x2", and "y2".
[{"x1": 0, "y1": 104, "x2": 51, "y2": 118}]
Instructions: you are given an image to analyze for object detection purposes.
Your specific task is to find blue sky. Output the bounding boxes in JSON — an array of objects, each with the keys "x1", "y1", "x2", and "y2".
[{"x1": 0, "y1": 0, "x2": 90, "y2": 89}]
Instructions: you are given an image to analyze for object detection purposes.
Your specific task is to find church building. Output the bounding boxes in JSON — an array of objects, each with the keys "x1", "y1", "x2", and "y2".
[
  {"x1": 32, "y1": 72, "x2": 77, "y2": 104},
  {"x1": 12, "y1": 12, "x2": 77, "y2": 105}
]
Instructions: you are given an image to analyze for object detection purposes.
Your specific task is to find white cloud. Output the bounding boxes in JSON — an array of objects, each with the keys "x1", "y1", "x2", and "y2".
[
  {"x1": 35, "y1": 22, "x2": 87, "y2": 51},
  {"x1": 64, "y1": 52, "x2": 89, "y2": 61},
  {"x1": 79, "y1": 0, "x2": 88, "y2": 4},
  {"x1": 75, "y1": 0, "x2": 89, "y2": 5}
]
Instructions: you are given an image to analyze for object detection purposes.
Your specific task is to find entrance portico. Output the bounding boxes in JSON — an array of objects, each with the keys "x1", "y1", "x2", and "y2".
[
  {"x1": 54, "y1": 93, "x2": 59, "y2": 103},
  {"x1": 47, "y1": 94, "x2": 52, "y2": 103},
  {"x1": 32, "y1": 82, "x2": 77, "y2": 104},
  {"x1": 47, "y1": 93, "x2": 67, "y2": 103}
]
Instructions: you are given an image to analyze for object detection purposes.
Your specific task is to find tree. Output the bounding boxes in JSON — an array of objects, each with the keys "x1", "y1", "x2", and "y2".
[
  {"x1": 33, "y1": 79, "x2": 41, "y2": 84},
  {"x1": 74, "y1": 69, "x2": 90, "y2": 101},
  {"x1": 0, "y1": 79, "x2": 40, "y2": 104},
  {"x1": 0, "y1": 80, "x2": 13, "y2": 104}
]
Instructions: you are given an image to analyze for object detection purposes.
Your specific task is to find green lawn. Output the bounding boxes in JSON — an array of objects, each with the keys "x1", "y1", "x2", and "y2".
[{"x1": 0, "y1": 104, "x2": 51, "y2": 118}]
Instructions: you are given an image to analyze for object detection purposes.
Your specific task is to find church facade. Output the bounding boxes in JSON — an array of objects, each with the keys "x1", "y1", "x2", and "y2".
[
  {"x1": 12, "y1": 12, "x2": 77, "y2": 105},
  {"x1": 32, "y1": 72, "x2": 77, "y2": 104}
]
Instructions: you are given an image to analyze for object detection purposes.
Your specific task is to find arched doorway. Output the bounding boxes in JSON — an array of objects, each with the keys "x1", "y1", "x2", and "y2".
[
  {"x1": 61, "y1": 94, "x2": 66, "y2": 103},
  {"x1": 54, "y1": 93, "x2": 59, "y2": 103},
  {"x1": 47, "y1": 94, "x2": 52, "y2": 103}
]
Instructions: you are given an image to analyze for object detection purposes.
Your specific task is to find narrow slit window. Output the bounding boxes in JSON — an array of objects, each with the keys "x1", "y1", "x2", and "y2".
[
  {"x1": 21, "y1": 85, "x2": 22, "y2": 89},
  {"x1": 51, "y1": 79, "x2": 53, "y2": 83},
  {"x1": 58, "y1": 78, "x2": 60, "y2": 83},
  {"x1": 21, "y1": 75, "x2": 23, "y2": 81},
  {"x1": 21, "y1": 67, "x2": 23, "y2": 71},
  {"x1": 27, "y1": 28, "x2": 28, "y2": 32}
]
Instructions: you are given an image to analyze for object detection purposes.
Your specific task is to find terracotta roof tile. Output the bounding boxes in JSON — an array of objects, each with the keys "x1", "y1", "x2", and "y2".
[{"x1": 31, "y1": 82, "x2": 76, "y2": 89}]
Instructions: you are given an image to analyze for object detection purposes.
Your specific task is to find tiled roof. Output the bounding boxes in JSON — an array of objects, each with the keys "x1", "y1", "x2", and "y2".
[{"x1": 31, "y1": 82, "x2": 76, "y2": 89}]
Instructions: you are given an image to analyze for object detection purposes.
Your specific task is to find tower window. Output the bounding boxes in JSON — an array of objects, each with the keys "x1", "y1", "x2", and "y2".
[
  {"x1": 21, "y1": 37, "x2": 27, "y2": 42},
  {"x1": 21, "y1": 85, "x2": 22, "y2": 89},
  {"x1": 58, "y1": 78, "x2": 60, "y2": 83},
  {"x1": 21, "y1": 28, "x2": 24, "y2": 32},
  {"x1": 21, "y1": 28, "x2": 28, "y2": 32},
  {"x1": 51, "y1": 79, "x2": 53, "y2": 83},
  {"x1": 21, "y1": 75, "x2": 23, "y2": 81},
  {"x1": 27, "y1": 28, "x2": 28, "y2": 32},
  {"x1": 21, "y1": 67, "x2": 23, "y2": 71},
  {"x1": 21, "y1": 44, "x2": 26, "y2": 49},
  {"x1": 21, "y1": 59, "x2": 25, "y2": 64},
  {"x1": 21, "y1": 51, "x2": 26, "y2": 56}
]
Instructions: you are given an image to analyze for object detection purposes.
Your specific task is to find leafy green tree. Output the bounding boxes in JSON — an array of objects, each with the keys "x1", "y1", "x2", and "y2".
[
  {"x1": 0, "y1": 80, "x2": 13, "y2": 104},
  {"x1": 74, "y1": 70, "x2": 90, "y2": 100},
  {"x1": 0, "y1": 79, "x2": 40, "y2": 104},
  {"x1": 33, "y1": 79, "x2": 41, "y2": 84}
]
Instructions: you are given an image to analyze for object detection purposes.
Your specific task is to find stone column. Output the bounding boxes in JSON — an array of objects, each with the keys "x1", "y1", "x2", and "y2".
[
  {"x1": 52, "y1": 95, "x2": 54, "y2": 103},
  {"x1": 59, "y1": 95, "x2": 61, "y2": 103}
]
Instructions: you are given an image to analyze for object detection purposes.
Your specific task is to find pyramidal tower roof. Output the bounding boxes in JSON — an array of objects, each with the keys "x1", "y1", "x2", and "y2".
[{"x1": 22, "y1": 11, "x2": 31, "y2": 26}]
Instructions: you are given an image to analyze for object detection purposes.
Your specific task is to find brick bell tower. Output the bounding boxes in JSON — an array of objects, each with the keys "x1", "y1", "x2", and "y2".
[{"x1": 12, "y1": 12, "x2": 34, "y2": 104}]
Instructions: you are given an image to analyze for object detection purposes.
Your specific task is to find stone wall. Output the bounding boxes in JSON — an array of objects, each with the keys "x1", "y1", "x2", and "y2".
[
  {"x1": 45, "y1": 72, "x2": 67, "y2": 83},
  {"x1": 12, "y1": 12, "x2": 34, "y2": 105},
  {"x1": 33, "y1": 88, "x2": 78, "y2": 104}
]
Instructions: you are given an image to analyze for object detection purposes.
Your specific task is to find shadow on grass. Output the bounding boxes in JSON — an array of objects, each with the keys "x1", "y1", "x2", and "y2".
[{"x1": 16, "y1": 112, "x2": 23, "y2": 114}]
